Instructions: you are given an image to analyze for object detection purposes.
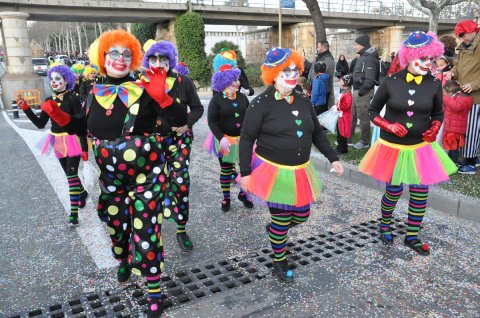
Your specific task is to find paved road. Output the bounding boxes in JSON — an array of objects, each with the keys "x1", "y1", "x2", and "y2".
[{"x1": 1, "y1": 91, "x2": 479, "y2": 318}]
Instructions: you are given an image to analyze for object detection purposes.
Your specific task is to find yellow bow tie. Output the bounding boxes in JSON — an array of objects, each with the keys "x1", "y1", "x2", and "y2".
[{"x1": 406, "y1": 73, "x2": 423, "y2": 85}]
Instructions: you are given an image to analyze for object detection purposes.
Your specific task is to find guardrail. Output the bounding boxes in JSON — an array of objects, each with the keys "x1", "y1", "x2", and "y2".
[{"x1": 139, "y1": 0, "x2": 469, "y2": 20}]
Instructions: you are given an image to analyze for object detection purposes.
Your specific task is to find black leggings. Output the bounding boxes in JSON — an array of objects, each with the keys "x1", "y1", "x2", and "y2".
[{"x1": 58, "y1": 156, "x2": 81, "y2": 177}]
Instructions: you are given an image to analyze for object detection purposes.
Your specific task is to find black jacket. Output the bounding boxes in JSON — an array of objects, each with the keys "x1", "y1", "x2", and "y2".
[{"x1": 352, "y1": 46, "x2": 379, "y2": 96}]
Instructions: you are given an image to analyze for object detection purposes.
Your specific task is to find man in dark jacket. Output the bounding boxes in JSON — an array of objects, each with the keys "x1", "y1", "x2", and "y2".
[
  {"x1": 351, "y1": 34, "x2": 379, "y2": 149},
  {"x1": 307, "y1": 40, "x2": 335, "y2": 108}
]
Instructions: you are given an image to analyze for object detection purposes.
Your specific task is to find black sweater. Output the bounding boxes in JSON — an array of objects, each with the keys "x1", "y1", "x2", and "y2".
[
  {"x1": 239, "y1": 86, "x2": 339, "y2": 176},
  {"x1": 65, "y1": 75, "x2": 182, "y2": 141},
  {"x1": 156, "y1": 72, "x2": 204, "y2": 134},
  {"x1": 23, "y1": 90, "x2": 87, "y2": 151},
  {"x1": 207, "y1": 92, "x2": 249, "y2": 140},
  {"x1": 368, "y1": 68, "x2": 443, "y2": 145}
]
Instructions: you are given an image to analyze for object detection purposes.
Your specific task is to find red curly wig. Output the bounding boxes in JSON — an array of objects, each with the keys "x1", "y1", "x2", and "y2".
[
  {"x1": 96, "y1": 29, "x2": 143, "y2": 75},
  {"x1": 260, "y1": 49, "x2": 304, "y2": 85}
]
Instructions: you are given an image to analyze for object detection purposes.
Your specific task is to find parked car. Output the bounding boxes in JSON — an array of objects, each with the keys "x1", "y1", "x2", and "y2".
[
  {"x1": 32, "y1": 58, "x2": 48, "y2": 76},
  {"x1": 54, "y1": 55, "x2": 71, "y2": 66}
]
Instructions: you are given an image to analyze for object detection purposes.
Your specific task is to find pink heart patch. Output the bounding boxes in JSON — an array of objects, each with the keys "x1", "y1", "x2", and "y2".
[
  {"x1": 407, "y1": 111, "x2": 414, "y2": 117},
  {"x1": 236, "y1": 123, "x2": 241, "y2": 128}
]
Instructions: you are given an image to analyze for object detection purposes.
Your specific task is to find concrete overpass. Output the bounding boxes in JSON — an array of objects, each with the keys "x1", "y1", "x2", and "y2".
[{"x1": 0, "y1": 0, "x2": 458, "y2": 30}]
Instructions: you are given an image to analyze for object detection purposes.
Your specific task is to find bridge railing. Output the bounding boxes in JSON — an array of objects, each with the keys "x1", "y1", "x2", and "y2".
[{"x1": 142, "y1": 0, "x2": 468, "y2": 20}]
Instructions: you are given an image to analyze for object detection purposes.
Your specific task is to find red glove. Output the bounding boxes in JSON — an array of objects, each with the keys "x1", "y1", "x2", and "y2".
[
  {"x1": 41, "y1": 100, "x2": 71, "y2": 127},
  {"x1": 422, "y1": 120, "x2": 442, "y2": 142},
  {"x1": 16, "y1": 97, "x2": 30, "y2": 111},
  {"x1": 81, "y1": 151, "x2": 88, "y2": 161},
  {"x1": 142, "y1": 67, "x2": 173, "y2": 108},
  {"x1": 372, "y1": 116, "x2": 408, "y2": 137}
]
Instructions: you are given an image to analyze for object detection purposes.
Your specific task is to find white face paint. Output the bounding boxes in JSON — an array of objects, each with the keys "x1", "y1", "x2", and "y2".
[
  {"x1": 224, "y1": 78, "x2": 240, "y2": 94},
  {"x1": 409, "y1": 57, "x2": 432, "y2": 75},
  {"x1": 50, "y1": 72, "x2": 67, "y2": 92},
  {"x1": 105, "y1": 45, "x2": 132, "y2": 78},
  {"x1": 148, "y1": 55, "x2": 170, "y2": 72},
  {"x1": 274, "y1": 63, "x2": 299, "y2": 92}
]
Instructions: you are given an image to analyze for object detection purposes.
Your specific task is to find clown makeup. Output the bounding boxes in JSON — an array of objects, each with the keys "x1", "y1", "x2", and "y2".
[
  {"x1": 274, "y1": 63, "x2": 299, "y2": 93},
  {"x1": 105, "y1": 45, "x2": 132, "y2": 78},
  {"x1": 148, "y1": 55, "x2": 170, "y2": 72},
  {"x1": 224, "y1": 78, "x2": 240, "y2": 94},
  {"x1": 50, "y1": 72, "x2": 67, "y2": 92},
  {"x1": 409, "y1": 57, "x2": 432, "y2": 76},
  {"x1": 88, "y1": 72, "x2": 97, "y2": 80}
]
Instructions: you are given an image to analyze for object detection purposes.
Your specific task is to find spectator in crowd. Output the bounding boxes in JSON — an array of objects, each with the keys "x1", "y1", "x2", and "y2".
[
  {"x1": 307, "y1": 40, "x2": 335, "y2": 108},
  {"x1": 351, "y1": 34, "x2": 379, "y2": 149},
  {"x1": 335, "y1": 54, "x2": 349, "y2": 79}
]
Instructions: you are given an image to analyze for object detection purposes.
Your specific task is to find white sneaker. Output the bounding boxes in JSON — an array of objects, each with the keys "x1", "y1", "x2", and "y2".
[{"x1": 353, "y1": 142, "x2": 369, "y2": 150}]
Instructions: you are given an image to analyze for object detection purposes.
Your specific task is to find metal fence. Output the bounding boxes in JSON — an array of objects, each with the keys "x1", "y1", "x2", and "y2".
[{"x1": 139, "y1": 0, "x2": 473, "y2": 20}]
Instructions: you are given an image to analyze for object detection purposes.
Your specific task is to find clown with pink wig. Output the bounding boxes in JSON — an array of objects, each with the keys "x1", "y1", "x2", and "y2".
[
  {"x1": 358, "y1": 31, "x2": 457, "y2": 255},
  {"x1": 16, "y1": 64, "x2": 88, "y2": 226},
  {"x1": 205, "y1": 49, "x2": 254, "y2": 212}
]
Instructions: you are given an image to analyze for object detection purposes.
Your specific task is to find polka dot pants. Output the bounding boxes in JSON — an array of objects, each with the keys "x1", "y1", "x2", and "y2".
[{"x1": 94, "y1": 135, "x2": 167, "y2": 276}]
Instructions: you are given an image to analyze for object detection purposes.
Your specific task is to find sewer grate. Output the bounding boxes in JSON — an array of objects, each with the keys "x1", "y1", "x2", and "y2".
[{"x1": 8, "y1": 218, "x2": 406, "y2": 317}]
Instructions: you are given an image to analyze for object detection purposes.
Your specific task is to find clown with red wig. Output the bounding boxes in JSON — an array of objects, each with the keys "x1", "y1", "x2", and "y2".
[
  {"x1": 16, "y1": 64, "x2": 88, "y2": 226},
  {"x1": 239, "y1": 47, "x2": 343, "y2": 282},
  {"x1": 39, "y1": 29, "x2": 183, "y2": 317},
  {"x1": 142, "y1": 40, "x2": 204, "y2": 253},
  {"x1": 358, "y1": 31, "x2": 458, "y2": 255},
  {"x1": 205, "y1": 49, "x2": 254, "y2": 212}
]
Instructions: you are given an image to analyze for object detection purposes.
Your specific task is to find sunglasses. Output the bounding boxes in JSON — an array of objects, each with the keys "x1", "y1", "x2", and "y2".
[
  {"x1": 106, "y1": 50, "x2": 132, "y2": 61},
  {"x1": 458, "y1": 32, "x2": 465, "y2": 38}
]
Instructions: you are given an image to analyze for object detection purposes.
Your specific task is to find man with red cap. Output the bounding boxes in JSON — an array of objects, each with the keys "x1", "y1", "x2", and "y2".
[{"x1": 446, "y1": 20, "x2": 480, "y2": 174}]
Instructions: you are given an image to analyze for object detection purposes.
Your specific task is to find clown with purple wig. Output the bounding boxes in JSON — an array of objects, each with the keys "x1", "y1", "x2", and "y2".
[
  {"x1": 205, "y1": 49, "x2": 253, "y2": 212},
  {"x1": 175, "y1": 62, "x2": 190, "y2": 76},
  {"x1": 142, "y1": 39, "x2": 204, "y2": 252},
  {"x1": 15, "y1": 63, "x2": 88, "y2": 226},
  {"x1": 358, "y1": 31, "x2": 457, "y2": 255}
]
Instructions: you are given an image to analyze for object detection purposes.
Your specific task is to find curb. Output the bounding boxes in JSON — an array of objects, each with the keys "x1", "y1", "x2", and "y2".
[{"x1": 309, "y1": 155, "x2": 480, "y2": 224}]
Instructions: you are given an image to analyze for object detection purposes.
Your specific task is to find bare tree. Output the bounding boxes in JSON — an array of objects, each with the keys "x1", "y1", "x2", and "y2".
[
  {"x1": 407, "y1": 0, "x2": 467, "y2": 33},
  {"x1": 301, "y1": 0, "x2": 327, "y2": 43}
]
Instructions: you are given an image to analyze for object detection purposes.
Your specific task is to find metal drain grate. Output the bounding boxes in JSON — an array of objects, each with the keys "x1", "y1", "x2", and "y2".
[{"x1": 8, "y1": 218, "x2": 407, "y2": 318}]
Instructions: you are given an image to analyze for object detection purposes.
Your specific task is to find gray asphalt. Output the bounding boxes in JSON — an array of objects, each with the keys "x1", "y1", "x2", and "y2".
[{"x1": 1, "y1": 91, "x2": 479, "y2": 318}]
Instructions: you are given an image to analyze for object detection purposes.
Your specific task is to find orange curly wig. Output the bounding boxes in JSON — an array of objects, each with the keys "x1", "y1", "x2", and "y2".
[
  {"x1": 260, "y1": 49, "x2": 304, "y2": 85},
  {"x1": 96, "y1": 29, "x2": 143, "y2": 75}
]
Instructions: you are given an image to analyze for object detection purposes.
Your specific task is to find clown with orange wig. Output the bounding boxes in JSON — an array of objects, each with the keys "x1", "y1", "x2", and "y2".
[
  {"x1": 39, "y1": 29, "x2": 182, "y2": 317},
  {"x1": 239, "y1": 47, "x2": 343, "y2": 282},
  {"x1": 205, "y1": 49, "x2": 253, "y2": 212},
  {"x1": 358, "y1": 31, "x2": 457, "y2": 255}
]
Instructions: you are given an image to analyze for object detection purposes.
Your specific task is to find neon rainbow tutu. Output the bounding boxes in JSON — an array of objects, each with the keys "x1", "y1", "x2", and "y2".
[
  {"x1": 358, "y1": 139, "x2": 457, "y2": 185},
  {"x1": 36, "y1": 132, "x2": 82, "y2": 158},
  {"x1": 203, "y1": 132, "x2": 239, "y2": 163},
  {"x1": 243, "y1": 154, "x2": 322, "y2": 207}
]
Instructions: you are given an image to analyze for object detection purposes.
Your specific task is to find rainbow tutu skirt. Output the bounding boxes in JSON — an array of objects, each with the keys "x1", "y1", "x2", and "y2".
[
  {"x1": 358, "y1": 139, "x2": 457, "y2": 186},
  {"x1": 203, "y1": 132, "x2": 239, "y2": 163},
  {"x1": 36, "y1": 132, "x2": 82, "y2": 158},
  {"x1": 243, "y1": 154, "x2": 322, "y2": 207}
]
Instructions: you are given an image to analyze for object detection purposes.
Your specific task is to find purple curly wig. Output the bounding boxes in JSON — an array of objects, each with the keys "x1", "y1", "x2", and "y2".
[
  {"x1": 211, "y1": 69, "x2": 241, "y2": 92},
  {"x1": 142, "y1": 41, "x2": 177, "y2": 70},
  {"x1": 47, "y1": 65, "x2": 77, "y2": 91},
  {"x1": 176, "y1": 63, "x2": 190, "y2": 76},
  {"x1": 398, "y1": 32, "x2": 444, "y2": 68}
]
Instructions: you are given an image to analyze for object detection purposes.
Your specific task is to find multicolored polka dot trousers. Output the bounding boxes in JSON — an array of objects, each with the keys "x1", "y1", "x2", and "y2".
[
  {"x1": 93, "y1": 134, "x2": 167, "y2": 276},
  {"x1": 164, "y1": 131, "x2": 192, "y2": 224}
]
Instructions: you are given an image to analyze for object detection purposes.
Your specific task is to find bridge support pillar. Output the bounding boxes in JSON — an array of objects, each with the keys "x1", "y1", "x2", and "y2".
[
  {"x1": 0, "y1": 11, "x2": 44, "y2": 109},
  {"x1": 155, "y1": 19, "x2": 176, "y2": 44},
  {"x1": 382, "y1": 26, "x2": 405, "y2": 59}
]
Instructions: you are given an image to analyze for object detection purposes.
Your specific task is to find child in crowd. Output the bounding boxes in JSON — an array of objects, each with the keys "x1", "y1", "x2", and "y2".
[
  {"x1": 310, "y1": 62, "x2": 329, "y2": 115},
  {"x1": 335, "y1": 74, "x2": 353, "y2": 155},
  {"x1": 434, "y1": 56, "x2": 453, "y2": 85},
  {"x1": 442, "y1": 80, "x2": 473, "y2": 166}
]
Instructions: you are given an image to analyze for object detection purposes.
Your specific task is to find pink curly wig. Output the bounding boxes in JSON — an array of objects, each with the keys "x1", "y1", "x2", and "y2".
[{"x1": 398, "y1": 32, "x2": 444, "y2": 68}]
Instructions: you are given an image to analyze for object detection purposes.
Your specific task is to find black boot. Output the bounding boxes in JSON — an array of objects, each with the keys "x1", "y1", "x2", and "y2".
[
  {"x1": 404, "y1": 238, "x2": 430, "y2": 256},
  {"x1": 238, "y1": 193, "x2": 253, "y2": 208},
  {"x1": 79, "y1": 190, "x2": 89, "y2": 208},
  {"x1": 146, "y1": 297, "x2": 164, "y2": 318},
  {"x1": 68, "y1": 212, "x2": 79, "y2": 227},
  {"x1": 379, "y1": 230, "x2": 394, "y2": 245},
  {"x1": 176, "y1": 233, "x2": 194, "y2": 252},
  {"x1": 221, "y1": 198, "x2": 230, "y2": 212},
  {"x1": 272, "y1": 260, "x2": 294, "y2": 283},
  {"x1": 117, "y1": 259, "x2": 131, "y2": 282}
]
